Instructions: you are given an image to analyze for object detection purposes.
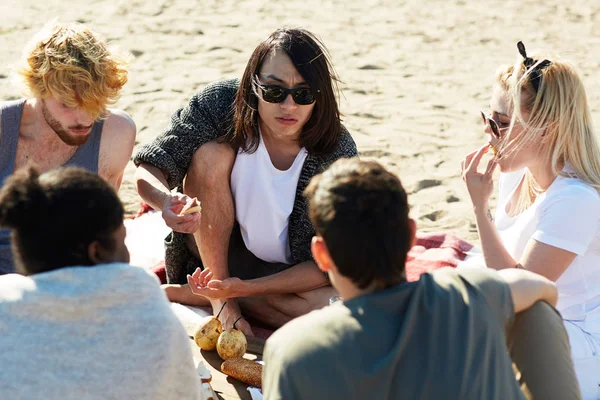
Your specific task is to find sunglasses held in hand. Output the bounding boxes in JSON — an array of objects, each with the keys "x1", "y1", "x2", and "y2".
[{"x1": 255, "y1": 79, "x2": 317, "y2": 105}]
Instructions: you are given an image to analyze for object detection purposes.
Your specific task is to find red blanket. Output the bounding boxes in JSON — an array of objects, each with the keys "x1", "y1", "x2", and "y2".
[{"x1": 405, "y1": 232, "x2": 474, "y2": 282}]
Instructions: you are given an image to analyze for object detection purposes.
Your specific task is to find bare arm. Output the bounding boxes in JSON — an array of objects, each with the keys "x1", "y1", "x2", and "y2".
[
  {"x1": 498, "y1": 268, "x2": 558, "y2": 312},
  {"x1": 188, "y1": 261, "x2": 329, "y2": 299},
  {"x1": 476, "y1": 208, "x2": 576, "y2": 281},
  {"x1": 99, "y1": 109, "x2": 136, "y2": 190},
  {"x1": 463, "y1": 145, "x2": 580, "y2": 282},
  {"x1": 135, "y1": 162, "x2": 171, "y2": 210},
  {"x1": 240, "y1": 261, "x2": 328, "y2": 296},
  {"x1": 474, "y1": 206, "x2": 519, "y2": 270},
  {"x1": 135, "y1": 162, "x2": 201, "y2": 234}
]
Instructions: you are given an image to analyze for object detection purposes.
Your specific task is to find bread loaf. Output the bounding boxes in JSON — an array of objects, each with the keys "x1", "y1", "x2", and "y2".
[
  {"x1": 221, "y1": 357, "x2": 263, "y2": 388},
  {"x1": 179, "y1": 197, "x2": 201, "y2": 215}
]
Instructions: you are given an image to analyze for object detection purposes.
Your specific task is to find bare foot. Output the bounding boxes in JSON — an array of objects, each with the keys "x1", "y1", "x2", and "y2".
[
  {"x1": 162, "y1": 283, "x2": 211, "y2": 306},
  {"x1": 212, "y1": 298, "x2": 253, "y2": 336}
]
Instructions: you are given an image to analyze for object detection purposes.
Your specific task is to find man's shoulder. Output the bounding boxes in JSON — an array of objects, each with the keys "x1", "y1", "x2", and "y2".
[
  {"x1": 427, "y1": 268, "x2": 512, "y2": 314},
  {"x1": 103, "y1": 109, "x2": 136, "y2": 139},
  {"x1": 0, "y1": 98, "x2": 26, "y2": 111},
  {"x1": 430, "y1": 267, "x2": 508, "y2": 292},
  {"x1": 99, "y1": 109, "x2": 136, "y2": 179},
  {"x1": 266, "y1": 305, "x2": 350, "y2": 361}
]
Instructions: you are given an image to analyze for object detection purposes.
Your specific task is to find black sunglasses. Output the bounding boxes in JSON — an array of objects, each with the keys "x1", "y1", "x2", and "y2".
[
  {"x1": 480, "y1": 110, "x2": 501, "y2": 139},
  {"x1": 255, "y1": 81, "x2": 317, "y2": 105}
]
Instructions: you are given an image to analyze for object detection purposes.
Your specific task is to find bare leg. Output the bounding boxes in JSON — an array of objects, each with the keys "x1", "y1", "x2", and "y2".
[
  {"x1": 240, "y1": 286, "x2": 337, "y2": 328},
  {"x1": 161, "y1": 140, "x2": 235, "y2": 307},
  {"x1": 184, "y1": 140, "x2": 235, "y2": 276},
  {"x1": 164, "y1": 141, "x2": 251, "y2": 334}
]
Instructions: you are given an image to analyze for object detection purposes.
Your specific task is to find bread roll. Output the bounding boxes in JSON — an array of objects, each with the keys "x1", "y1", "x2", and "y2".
[
  {"x1": 221, "y1": 357, "x2": 263, "y2": 388},
  {"x1": 179, "y1": 197, "x2": 201, "y2": 216}
]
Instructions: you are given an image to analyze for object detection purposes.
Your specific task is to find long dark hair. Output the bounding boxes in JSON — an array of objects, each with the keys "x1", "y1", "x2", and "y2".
[
  {"x1": 0, "y1": 166, "x2": 124, "y2": 275},
  {"x1": 226, "y1": 28, "x2": 342, "y2": 155}
]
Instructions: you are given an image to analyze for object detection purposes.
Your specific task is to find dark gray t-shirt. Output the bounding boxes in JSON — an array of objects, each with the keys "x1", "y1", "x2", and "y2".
[{"x1": 263, "y1": 268, "x2": 525, "y2": 400}]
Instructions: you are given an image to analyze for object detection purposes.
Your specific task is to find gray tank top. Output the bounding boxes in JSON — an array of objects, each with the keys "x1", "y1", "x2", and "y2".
[{"x1": 0, "y1": 99, "x2": 104, "y2": 274}]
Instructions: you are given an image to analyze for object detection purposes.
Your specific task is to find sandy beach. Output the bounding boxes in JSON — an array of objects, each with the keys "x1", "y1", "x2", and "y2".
[{"x1": 2, "y1": 0, "x2": 600, "y2": 244}]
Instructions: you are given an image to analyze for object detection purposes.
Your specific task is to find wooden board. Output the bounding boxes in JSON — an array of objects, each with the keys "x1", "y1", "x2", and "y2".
[
  {"x1": 189, "y1": 339, "x2": 262, "y2": 400},
  {"x1": 176, "y1": 303, "x2": 266, "y2": 399}
]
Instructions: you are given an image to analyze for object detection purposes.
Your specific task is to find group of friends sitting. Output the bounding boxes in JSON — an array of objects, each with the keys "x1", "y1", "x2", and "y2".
[{"x1": 0, "y1": 20, "x2": 598, "y2": 400}]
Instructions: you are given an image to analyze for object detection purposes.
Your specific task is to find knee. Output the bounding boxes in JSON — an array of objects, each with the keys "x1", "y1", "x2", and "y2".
[
  {"x1": 263, "y1": 294, "x2": 310, "y2": 318},
  {"x1": 517, "y1": 301, "x2": 561, "y2": 324},
  {"x1": 511, "y1": 301, "x2": 565, "y2": 338},
  {"x1": 265, "y1": 290, "x2": 329, "y2": 318},
  {"x1": 187, "y1": 141, "x2": 235, "y2": 188}
]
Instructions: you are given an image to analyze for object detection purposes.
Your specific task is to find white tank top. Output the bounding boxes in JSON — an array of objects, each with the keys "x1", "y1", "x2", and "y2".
[{"x1": 230, "y1": 136, "x2": 308, "y2": 264}]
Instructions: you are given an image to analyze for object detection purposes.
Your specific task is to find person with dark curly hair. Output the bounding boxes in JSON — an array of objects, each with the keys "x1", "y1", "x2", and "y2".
[{"x1": 0, "y1": 166, "x2": 201, "y2": 400}]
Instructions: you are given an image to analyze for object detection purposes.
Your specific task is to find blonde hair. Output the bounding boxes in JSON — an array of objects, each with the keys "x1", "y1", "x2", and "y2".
[
  {"x1": 495, "y1": 49, "x2": 600, "y2": 214},
  {"x1": 18, "y1": 21, "x2": 130, "y2": 119}
]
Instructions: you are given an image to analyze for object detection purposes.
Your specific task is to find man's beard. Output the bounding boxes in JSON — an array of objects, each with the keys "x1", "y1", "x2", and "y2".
[{"x1": 41, "y1": 100, "x2": 93, "y2": 147}]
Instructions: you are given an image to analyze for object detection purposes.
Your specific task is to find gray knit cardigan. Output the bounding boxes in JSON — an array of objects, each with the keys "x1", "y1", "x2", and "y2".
[{"x1": 134, "y1": 79, "x2": 358, "y2": 283}]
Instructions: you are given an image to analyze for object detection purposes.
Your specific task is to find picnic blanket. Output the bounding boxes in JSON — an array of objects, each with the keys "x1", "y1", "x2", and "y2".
[
  {"x1": 406, "y1": 232, "x2": 475, "y2": 281},
  {"x1": 126, "y1": 208, "x2": 475, "y2": 340}
]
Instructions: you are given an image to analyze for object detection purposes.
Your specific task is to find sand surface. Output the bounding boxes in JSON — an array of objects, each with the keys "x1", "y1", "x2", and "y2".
[{"x1": 2, "y1": 0, "x2": 600, "y2": 243}]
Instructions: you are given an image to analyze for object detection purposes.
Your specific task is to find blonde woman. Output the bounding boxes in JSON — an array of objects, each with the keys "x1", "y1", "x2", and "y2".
[{"x1": 462, "y1": 41, "x2": 600, "y2": 398}]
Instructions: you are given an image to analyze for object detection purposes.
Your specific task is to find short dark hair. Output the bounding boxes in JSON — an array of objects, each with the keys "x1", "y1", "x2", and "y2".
[
  {"x1": 304, "y1": 159, "x2": 411, "y2": 290},
  {"x1": 0, "y1": 166, "x2": 124, "y2": 275},
  {"x1": 227, "y1": 28, "x2": 342, "y2": 155}
]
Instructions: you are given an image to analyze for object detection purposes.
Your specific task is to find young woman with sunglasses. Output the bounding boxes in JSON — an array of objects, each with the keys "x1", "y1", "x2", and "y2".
[
  {"x1": 462, "y1": 42, "x2": 600, "y2": 397},
  {"x1": 134, "y1": 28, "x2": 357, "y2": 335}
]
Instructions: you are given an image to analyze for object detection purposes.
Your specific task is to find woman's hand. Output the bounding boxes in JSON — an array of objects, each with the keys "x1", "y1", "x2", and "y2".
[
  {"x1": 461, "y1": 144, "x2": 498, "y2": 210},
  {"x1": 161, "y1": 192, "x2": 201, "y2": 233},
  {"x1": 187, "y1": 268, "x2": 246, "y2": 299}
]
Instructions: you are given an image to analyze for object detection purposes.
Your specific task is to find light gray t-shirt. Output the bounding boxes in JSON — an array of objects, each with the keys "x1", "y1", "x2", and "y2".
[
  {"x1": 0, "y1": 263, "x2": 202, "y2": 400},
  {"x1": 263, "y1": 268, "x2": 524, "y2": 400}
]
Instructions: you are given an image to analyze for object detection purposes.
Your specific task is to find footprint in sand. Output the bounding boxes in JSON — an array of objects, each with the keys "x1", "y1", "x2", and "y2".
[
  {"x1": 414, "y1": 179, "x2": 442, "y2": 192},
  {"x1": 421, "y1": 210, "x2": 446, "y2": 222},
  {"x1": 358, "y1": 64, "x2": 384, "y2": 70},
  {"x1": 360, "y1": 150, "x2": 392, "y2": 158},
  {"x1": 350, "y1": 112, "x2": 383, "y2": 120}
]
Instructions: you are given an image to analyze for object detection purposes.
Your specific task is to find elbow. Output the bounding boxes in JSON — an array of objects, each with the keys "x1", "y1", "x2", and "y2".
[
  {"x1": 133, "y1": 164, "x2": 148, "y2": 193},
  {"x1": 134, "y1": 163, "x2": 167, "y2": 194},
  {"x1": 545, "y1": 281, "x2": 559, "y2": 308}
]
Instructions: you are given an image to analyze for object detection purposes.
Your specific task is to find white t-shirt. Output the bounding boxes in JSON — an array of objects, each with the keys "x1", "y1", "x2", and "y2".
[
  {"x1": 230, "y1": 136, "x2": 308, "y2": 264},
  {"x1": 496, "y1": 168, "x2": 600, "y2": 334}
]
